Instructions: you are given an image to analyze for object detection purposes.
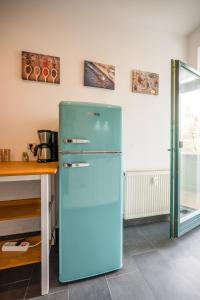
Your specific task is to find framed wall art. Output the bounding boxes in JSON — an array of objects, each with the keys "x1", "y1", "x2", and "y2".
[
  {"x1": 132, "y1": 69, "x2": 159, "y2": 95},
  {"x1": 22, "y1": 51, "x2": 60, "y2": 84},
  {"x1": 84, "y1": 60, "x2": 115, "y2": 90}
]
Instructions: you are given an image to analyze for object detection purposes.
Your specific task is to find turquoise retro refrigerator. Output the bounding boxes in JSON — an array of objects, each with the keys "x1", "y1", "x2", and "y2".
[{"x1": 59, "y1": 101, "x2": 122, "y2": 282}]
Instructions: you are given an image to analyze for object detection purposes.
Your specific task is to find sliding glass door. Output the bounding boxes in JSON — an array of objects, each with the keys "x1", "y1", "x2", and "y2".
[{"x1": 170, "y1": 60, "x2": 200, "y2": 238}]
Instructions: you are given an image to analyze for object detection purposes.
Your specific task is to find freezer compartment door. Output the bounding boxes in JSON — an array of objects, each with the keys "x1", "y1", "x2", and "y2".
[
  {"x1": 59, "y1": 102, "x2": 122, "y2": 151},
  {"x1": 59, "y1": 153, "x2": 122, "y2": 282}
]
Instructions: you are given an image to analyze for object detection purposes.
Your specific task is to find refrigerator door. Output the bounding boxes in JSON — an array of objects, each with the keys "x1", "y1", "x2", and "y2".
[
  {"x1": 59, "y1": 102, "x2": 121, "y2": 152},
  {"x1": 59, "y1": 153, "x2": 122, "y2": 282}
]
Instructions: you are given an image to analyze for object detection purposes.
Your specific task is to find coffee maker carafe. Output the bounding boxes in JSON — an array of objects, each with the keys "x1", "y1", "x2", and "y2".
[{"x1": 34, "y1": 130, "x2": 58, "y2": 163}]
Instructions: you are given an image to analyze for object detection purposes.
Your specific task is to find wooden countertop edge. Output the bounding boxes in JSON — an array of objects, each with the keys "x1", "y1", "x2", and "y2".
[{"x1": 0, "y1": 161, "x2": 58, "y2": 176}]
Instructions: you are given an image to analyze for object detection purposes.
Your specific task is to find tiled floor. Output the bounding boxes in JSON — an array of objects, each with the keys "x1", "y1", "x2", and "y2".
[{"x1": 2, "y1": 222, "x2": 200, "y2": 299}]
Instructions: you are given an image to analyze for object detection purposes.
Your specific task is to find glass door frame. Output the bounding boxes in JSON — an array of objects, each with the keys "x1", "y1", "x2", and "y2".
[{"x1": 170, "y1": 59, "x2": 200, "y2": 238}]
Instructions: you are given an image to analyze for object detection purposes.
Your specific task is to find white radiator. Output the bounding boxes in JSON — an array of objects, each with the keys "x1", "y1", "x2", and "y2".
[{"x1": 124, "y1": 170, "x2": 170, "y2": 220}]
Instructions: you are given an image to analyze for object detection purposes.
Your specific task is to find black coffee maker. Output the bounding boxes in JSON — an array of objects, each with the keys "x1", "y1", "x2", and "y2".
[{"x1": 34, "y1": 130, "x2": 58, "y2": 163}]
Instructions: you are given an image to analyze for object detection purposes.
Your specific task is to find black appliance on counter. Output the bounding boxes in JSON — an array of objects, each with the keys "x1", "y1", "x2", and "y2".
[{"x1": 34, "y1": 130, "x2": 58, "y2": 163}]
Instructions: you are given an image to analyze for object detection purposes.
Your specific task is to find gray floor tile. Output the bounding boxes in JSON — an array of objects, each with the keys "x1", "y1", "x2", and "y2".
[
  {"x1": 156, "y1": 239, "x2": 189, "y2": 261},
  {"x1": 176, "y1": 231, "x2": 200, "y2": 258},
  {"x1": 147, "y1": 223, "x2": 200, "y2": 260},
  {"x1": 26, "y1": 247, "x2": 68, "y2": 298},
  {"x1": 133, "y1": 248, "x2": 200, "y2": 298},
  {"x1": 133, "y1": 249, "x2": 169, "y2": 272},
  {"x1": 26, "y1": 263, "x2": 68, "y2": 299},
  {"x1": 106, "y1": 254, "x2": 139, "y2": 278},
  {"x1": 141, "y1": 265, "x2": 200, "y2": 300},
  {"x1": 31, "y1": 290, "x2": 68, "y2": 300},
  {"x1": 5, "y1": 222, "x2": 200, "y2": 300},
  {"x1": 139, "y1": 223, "x2": 170, "y2": 246},
  {"x1": 106, "y1": 236, "x2": 142, "y2": 278},
  {"x1": 107, "y1": 270, "x2": 156, "y2": 300},
  {"x1": 123, "y1": 226, "x2": 155, "y2": 255},
  {"x1": 139, "y1": 222, "x2": 169, "y2": 239},
  {"x1": 49, "y1": 247, "x2": 68, "y2": 292},
  {"x1": 123, "y1": 226, "x2": 150, "y2": 245},
  {"x1": 0, "y1": 280, "x2": 28, "y2": 300},
  {"x1": 69, "y1": 276, "x2": 111, "y2": 300},
  {"x1": 0, "y1": 265, "x2": 33, "y2": 286},
  {"x1": 25, "y1": 264, "x2": 41, "y2": 299},
  {"x1": 169, "y1": 256, "x2": 200, "y2": 291},
  {"x1": 138, "y1": 223, "x2": 188, "y2": 262}
]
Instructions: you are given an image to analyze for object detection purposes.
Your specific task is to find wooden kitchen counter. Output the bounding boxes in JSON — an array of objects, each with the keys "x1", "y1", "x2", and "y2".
[
  {"x1": 0, "y1": 160, "x2": 58, "y2": 295},
  {"x1": 0, "y1": 161, "x2": 58, "y2": 176}
]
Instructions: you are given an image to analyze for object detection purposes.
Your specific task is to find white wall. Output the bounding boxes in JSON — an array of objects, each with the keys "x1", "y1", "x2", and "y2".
[
  {"x1": 0, "y1": 0, "x2": 187, "y2": 172},
  {"x1": 188, "y1": 26, "x2": 200, "y2": 69},
  {"x1": 0, "y1": 0, "x2": 187, "y2": 235}
]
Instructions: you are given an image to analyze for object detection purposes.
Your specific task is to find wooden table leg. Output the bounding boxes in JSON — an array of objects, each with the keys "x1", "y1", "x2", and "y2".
[{"x1": 41, "y1": 174, "x2": 50, "y2": 295}]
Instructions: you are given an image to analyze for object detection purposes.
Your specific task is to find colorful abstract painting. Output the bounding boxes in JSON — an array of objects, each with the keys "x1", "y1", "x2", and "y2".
[
  {"x1": 132, "y1": 70, "x2": 159, "y2": 95},
  {"x1": 22, "y1": 51, "x2": 60, "y2": 84},
  {"x1": 84, "y1": 60, "x2": 115, "y2": 90}
]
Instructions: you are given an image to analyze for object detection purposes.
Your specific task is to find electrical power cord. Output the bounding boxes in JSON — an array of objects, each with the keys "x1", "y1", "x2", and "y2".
[{"x1": 28, "y1": 241, "x2": 41, "y2": 248}]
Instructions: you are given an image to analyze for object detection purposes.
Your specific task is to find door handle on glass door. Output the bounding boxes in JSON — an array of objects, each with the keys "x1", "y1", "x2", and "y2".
[
  {"x1": 63, "y1": 138, "x2": 90, "y2": 144},
  {"x1": 179, "y1": 141, "x2": 183, "y2": 148},
  {"x1": 63, "y1": 163, "x2": 90, "y2": 168}
]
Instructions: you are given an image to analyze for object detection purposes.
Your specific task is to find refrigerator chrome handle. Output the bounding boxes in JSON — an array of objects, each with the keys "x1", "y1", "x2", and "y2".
[
  {"x1": 63, "y1": 163, "x2": 90, "y2": 168},
  {"x1": 63, "y1": 138, "x2": 90, "y2": 144}
]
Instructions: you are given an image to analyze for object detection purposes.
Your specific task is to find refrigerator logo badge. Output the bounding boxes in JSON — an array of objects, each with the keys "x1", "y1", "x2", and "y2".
[{"x1": 87, "y1": 112, "x2": 100, "y2": 117}]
